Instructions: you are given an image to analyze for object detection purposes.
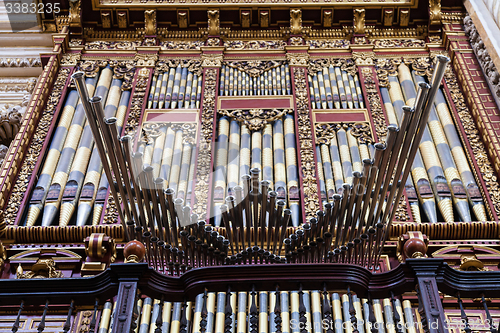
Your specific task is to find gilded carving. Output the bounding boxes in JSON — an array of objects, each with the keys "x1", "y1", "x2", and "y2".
[
  {"x1": 353, "y1": 8, "x2": 365, "y2": 34},
  {"x1": 308, "y1": 58, "x2": 357, "y2": 77},
  {"x1": 224, "y1": 40, "x2": 287, "y2": 50},
  {"x1": 290, "y1": 9, "x2": 302, "y2": 35},
  {"x1": 117, "y1": 11, "x2": 128, "y2": 29},
  {"x1": 208, "y1": 9, "x2": 220, "y2": 36},
  {"x1": 323, "y1": 9, "x2": 333, "y2": 28},
  {"x1": 429, "y1": 0, "x2": 442, "y2": 25},
  {"x1": 101, "y1": 11, "x2": 112, "y2": 29},
  {"x1": 201, "y1": 53, "x2": 223, "y2": 67},
  {"x1": 85, "y1": 41, "x2": 141, "y2": 50},
  {"x1": 207, "y1": 38, "x2": 221, "y2": 47},
  {"x1": 218, "y1": 109, "x2": 293, "y2": 131},
  {"x1": 16, "y1": 259, "x2": 64, "y2": 279},
  {"x1": 69, "y1": 0, "x2": 81, "y2": 28},
  {"x1": 400, "y1": 9, "x2": 410, "y2": 27},
  {"x1": 286, "y1": 53, "x2": 309, "y2": 67},
  {"x1": 293, "y1": 67, "x2": 319, "y2": 220},
  {"x1": 134, "y1": 53, "x2": 158, "y2": 67},
  {"x1": 352, "y1": 52, "x2": 375, "y2": 66},
  {"x1": 155, "y1": 59, "x2": 202, "y2": 76},
  {"x1": 384, "y1": 9, "x2": 394, "y2": 27},
  {"x1": 60, "y1": 53, "x2": 81, "y2": 67},
  {"x1": 444, "y1": 68, "x2": 500, "y2": 217},
  {"x1": 69, "y1": 39, "x2": 83, "y2": 47},
  {"x1": 260, "y1": 11, "x2": 269, "y2": 28},
  {"x1": 145, "y1": 9, "x2": 157, "y2": 35},
  {"x1": 110, "y1": 60, "x2": 136, "y2": 90},
  {"x1": 193, "y1": 69, "x2": 217, "y2": 218},
  {"x1": 161, "y1": 40, "x2": 204, "y2": 50},
  {"x1": 290, "y1": 37, "x2": 304, "y2": 46},
  {"x1": 2, "y1": 68, "x2": 70, "y2": 226},
  {"x1": 178, "y1": 11, "x2": 188, "y2": 29},
  {"x1": 315, "y1": 122, "x2": 373, "y2": 145},
  {"x1": 224, "y1": 60, "x2": 283, "y2": 77},
  {"x1": 306, "y1": 39, "x2": 349, "y2": 49},
  {"x1": 0, "y1": 57, "x2": 41, "y2": 68},
  {"x1": 241, "y1": 10, "x2": 251, "y2": 28},
  {"x1": 372, "y1": 39, "x2": 426, "y2": 48}
]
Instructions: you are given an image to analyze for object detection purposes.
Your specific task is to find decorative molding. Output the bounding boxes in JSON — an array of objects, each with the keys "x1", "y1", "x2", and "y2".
[
  {"x1": 371, "y1": 39, "x2": 426, "y2": 48},
  {"x1": 193, "y1": 68, "x2": 217, "y2": 219},
  {"x1": 224, "y1": 40, "x2": 287, "y2": 50},
  {"x1": 161, "y1": 40, "x2": 204, "y2": 50},
  {"x1": 224, "y1": 60, "x2": 283, "y2": 77},
  {"x1": 85, "y1": 41, "x2": 141, "y2": 50},
  {"x1": 0, "y1": 58, "x2": 41, "y2": 68},
  {"x1": 305, "y1": 39, "x2": 349, "y2": 49},
  {"x1": 145, "y1": 10, "x2": 157, "y2": 35},
  {"x1": 352, "y1": 52, "x2": 375, "y2": 66},
  {"x1": 292, "y1": 67, "x2": 319, "y2": 220},
  {"x1": 208, "y1": 9, "x2": 220, "y2": 36},
  {"x1": 429, "y1": 0, "x2": 442, "y2": 25},
  {"x1": 315, "y1": 122, "x2": 373, "y2": 145},
  {"x1": 290, "y1": 8, "x2": 302, "y2": 35},
  {"x1": 308, "y1": 58, "x2": 357, "y2": 77},
  {"x1": 0, "y1": 78, "x2": 37, "y2": 94},
  {"x1": 464, "y1": 15, "x2": 500, "y2": 100}
]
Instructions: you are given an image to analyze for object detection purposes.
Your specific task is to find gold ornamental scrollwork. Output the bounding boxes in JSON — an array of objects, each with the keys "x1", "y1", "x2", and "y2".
[
  {"x1": 352, "y1": 52, "x2": 375, "y2": 66},
  {"x1": 224, "y1": 60, "x2": 283, "y2": 77},
  {"x1": 135, "y1": 53, "x2": 158, "y2": 67},
  {"x1": 16, "y1": 258, "x2": 64, "y2": 279},
  {"x1": 110, "y1": 60, "x2": 136, "y2": 91},
  {"x1": 208, "y1": 9, "x2": 220, "y2": 36},
  {"x1": 308, "y1": 58, "x2": 357, "y2": 77},
  {"x1": 429, "y1": 0, "x2": 442, "y2": 25},
  {"x1": 315, "y1": 122, "x2": 373, "y2": 145},
  {"x1": 201, "y1": 53, "x2": 223, "y2": 68},
  {"x1": 193, "y1": 68, "x2": 218, "y2": 218},
  {"x1": 286, "y1": 53, "x2": 309, "y2": 67},
  {"x1": 2, "y1": 68, "x2": 71, "y2": 226},
  {"x1": 60, "y1": 53, "x2": 81, "y2": 67},
  {"x1": 155, "y1": 59, "x2": 202, "y2": 76},
  {"x1": 293, "y1": 67, "x2": 319, "y2": 220},
  {"x1": 353, "y1": 8, "x2": 366, "y2": 34},
  {"x1": 218, "y1": 109, "x2": 293, "y2": 132},
  {"x1": 290, "y1": 8, "x2": 302, "y2": 35},
  {"x1": 145, "y1": 10, "x2": 157, "y2": 35}
]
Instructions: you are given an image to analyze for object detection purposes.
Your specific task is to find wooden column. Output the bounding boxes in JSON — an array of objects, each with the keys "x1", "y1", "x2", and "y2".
[{"x1": 407, "y1": 259, "x2": 449, "y2": 333}]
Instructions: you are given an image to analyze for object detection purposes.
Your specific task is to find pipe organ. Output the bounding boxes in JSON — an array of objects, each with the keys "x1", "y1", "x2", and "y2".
[
  {"x1": 148, "y1": 60, "x2": 203, "y2": 110},
  {"x1": 2, "y1": 2, "x2": 500, "y2": 333},
  {"x1": 219, "y1": 62, "x2": 291, "y2": 97}
]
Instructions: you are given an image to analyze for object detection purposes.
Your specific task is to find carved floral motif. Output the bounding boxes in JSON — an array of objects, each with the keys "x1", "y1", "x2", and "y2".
[
  {"x1": 315, "y1": 122, "x2": 373, "y2": 145},
  {"x1": 84, "y1": 41, "x2": 141, "y2": 50},
  {"x1": 308, "y1": 58, "x2": 356, "y2": 77},
  {"x1": 293, "y1": 67, "x2": 319, "y2": 220},
  {"x1": 160, "y1": 40, "x2": 204, "y2": 50},
  {"x1": 224, "y1": 60, "x2": 284, "y2": 77},
  {"x1": 372, "y1": 39, "x2": 426, "y2": 48},
  {"x1": 305, "y1": 39, "x2": 350, "y2": 49},
  {"x1": 193, "y1": 69, "x2": 217, "y2": 218},
  {"x1": 224, "y1": 40, "x2": 287, "y2": 50},
  {"x1": 218, "y1": 109, "x2": 293, "y2": 131}
]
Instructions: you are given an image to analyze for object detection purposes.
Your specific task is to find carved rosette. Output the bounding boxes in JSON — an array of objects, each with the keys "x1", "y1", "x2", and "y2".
[
  {"x1": 2, "y1": 68, "x2": 71, "y2": 226},
  {"x1": 444, "y1": 68, "x2": 499, "y2": 217},
  {"x1": 293, "y1": 67, "x2": 319, "y2": 220},
  {"x1": 193, "y1": 69, "x2": 218, "y2": 219}
]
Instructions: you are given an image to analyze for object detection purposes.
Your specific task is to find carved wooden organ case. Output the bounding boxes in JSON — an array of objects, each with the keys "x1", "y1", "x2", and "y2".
[{"x1": 1, "y1": 1, "x2": 500, "y2": 333}]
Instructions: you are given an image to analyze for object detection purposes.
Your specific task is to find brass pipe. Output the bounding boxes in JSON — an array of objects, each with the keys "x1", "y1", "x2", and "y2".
[
  {"x1": 165, "y1": 189, "x2": 178, "y2": 247},
  {"x1": 365, "y1": 127, "x2": 398, "y2": 230},
  {"x1": 267, "y1": 191, "x2": 277, "y2": 251},
  {"x1": 343, "y1": 172, "x2": 361, "y2": 244},
  {"x1": 145, "y1": 166, "x2": 162, "y2": 240},
  {"x1": 260, "y1": 180, "x2": 270, "y2": 249},
  {"x1": 353, "y1": 159, "x2": 372, "y2": 239},
  {"x1": 334, "y1": 183, "x2": 351, "y2": 249},
  {"x1": 105, "y1": 117, "x2": 140, "y2": 228},
  {"x1": 155, "y1": 178, "x2": 170, "y2": 244},
  {"x1": 123, "y1": 138, "x2": 148, "y2": 229}
]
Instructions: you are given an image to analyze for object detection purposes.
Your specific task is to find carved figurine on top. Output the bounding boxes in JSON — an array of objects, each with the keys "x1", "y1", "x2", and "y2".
[
  {"x1": 290, "y1": 9, "x2": 302, "y2": 35},
  {"x1": 16, "y1": 258, "x2": 64, "y2": 279},
  {"x1": 208, "y1": 9, "x2": 220, "y2": 36}
]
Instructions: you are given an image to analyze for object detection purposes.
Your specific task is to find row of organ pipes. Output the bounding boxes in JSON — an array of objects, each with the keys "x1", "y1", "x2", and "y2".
[
  {"x1": 7, "y1": 292, "x2": 498, "y2": 333},
  {"x1": 219, "y1": 64, "x2": 291, "y2": 96},
  {"x1": 380, "y1": 63, "x2": 486, "y2": 223},
  {"x1": 60, "y1": 55, "x2": 453, "y2": 273},
  {"x1": 308, "y1": 66, "x2": 364, "y2": 109},
  {"x1": 83, "y1": 290, "x2": 418, "y2": 333},
  {"x1": 148, "y1": 63, "x2": 202, "y2": 109},
  {"x1": 26, "y1": 65, "x2": 131, "y2": 227},
  {"x1": 213, "y1": 114, "x2": 300, "y2": 227},
  {"x1": 138, "y1": 123, "x2": 197, "y2": 206}
]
